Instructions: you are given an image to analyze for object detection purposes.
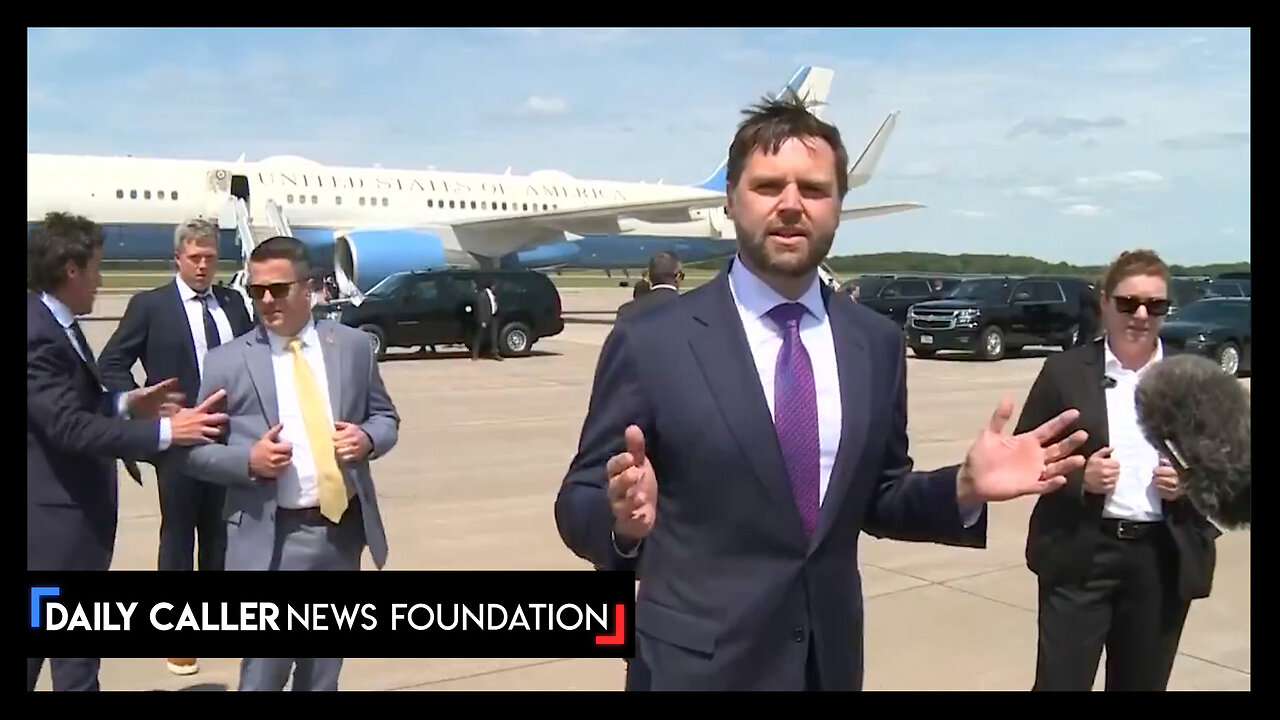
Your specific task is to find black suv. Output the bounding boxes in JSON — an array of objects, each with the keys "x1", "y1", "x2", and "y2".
[
  {"x1": 1160, "y1": 296, "x2": 1251, "y2": 377},
  {"x1": 314, "y1": 269, "x2": 565, "y2": 359},
  {"x1": 838, "y1": 274, "x2": 964, "y2": 326},
  {"x1": 905, "y1": 275, "x2": 1095, "y2": 360}
]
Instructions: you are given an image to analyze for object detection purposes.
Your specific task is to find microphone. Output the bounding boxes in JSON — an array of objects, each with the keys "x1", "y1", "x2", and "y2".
[{"x1": 1134, "y1": 353, "x2": 1250, "y2": 530}]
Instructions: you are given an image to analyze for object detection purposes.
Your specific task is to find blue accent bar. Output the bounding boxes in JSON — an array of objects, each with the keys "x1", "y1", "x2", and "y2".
[{"x1": 30, "y1": 586, "x2": 59, "y2": 628}]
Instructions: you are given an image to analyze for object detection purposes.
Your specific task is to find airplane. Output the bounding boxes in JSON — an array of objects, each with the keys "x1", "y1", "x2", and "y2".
[
  {"x1": 26, "y1": 64, "x2": 920, "y2": 299},
  {"x1": 499, "y1": 107, "x2": 920, "y2": 274}
]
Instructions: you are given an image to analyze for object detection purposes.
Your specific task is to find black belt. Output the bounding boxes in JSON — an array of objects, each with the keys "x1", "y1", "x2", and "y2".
[
  {"x1": 278, "y1": 496, "x2": 359, "y2": 526},
  {"x1": 1099, "y1": 517, "x2": 1161, "y2": 540}
]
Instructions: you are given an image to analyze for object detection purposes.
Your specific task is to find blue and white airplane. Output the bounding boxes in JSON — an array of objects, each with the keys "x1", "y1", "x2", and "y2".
[{"x1": 26, "y1": 65, "x2": 919, "y2": 295}]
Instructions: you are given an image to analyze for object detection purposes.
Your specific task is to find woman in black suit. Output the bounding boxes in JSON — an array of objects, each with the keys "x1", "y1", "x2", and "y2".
[{"x1": 1014, "y1": 249, "x2": 1221, "y2": 691}]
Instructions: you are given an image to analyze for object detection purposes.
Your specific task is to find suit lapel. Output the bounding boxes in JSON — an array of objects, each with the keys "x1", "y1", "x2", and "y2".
[
  {"x1": 317, "y1": 320, "x2": 344, "y2": 419},
  {"x1": 1077, "y1": 340, "x2": 1110, "y2": 449},
  {"x1": 813, "y1": 289, "x2": 871, "y2": 547},
  {"x1": 686, "y1": 273, "x2": 801, "y2": 531},
  {"x1": 243, "y1": 326, "x2": 280, "y2": 427}
]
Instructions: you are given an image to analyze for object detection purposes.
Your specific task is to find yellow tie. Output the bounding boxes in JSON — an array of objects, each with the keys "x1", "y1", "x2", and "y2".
[{"x1": 287, "y1": 337, "x2": 347, "y2": 523}]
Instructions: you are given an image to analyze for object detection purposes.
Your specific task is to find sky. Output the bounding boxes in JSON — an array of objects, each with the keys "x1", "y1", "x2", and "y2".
[{"x1": 27, "y1": 27, "x2": 1250, "y2": 265}]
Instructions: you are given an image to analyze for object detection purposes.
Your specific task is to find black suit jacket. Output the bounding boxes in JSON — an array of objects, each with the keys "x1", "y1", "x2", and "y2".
[
  {"x1": 27, "y1": 294, "x2": 164, "y2": 571},
  {"x1": 555, "y1": 266, "x2": 987, "y2": 691},
  {"x1": 1014, "y1": 338, "x2": 1220, "y2": 600},
  {"x1": 615, "y1": 285, "x2": 679, "y2": 323},
  {"x1": 98, "y1": 280, "x2": 254, "y2": 415}
]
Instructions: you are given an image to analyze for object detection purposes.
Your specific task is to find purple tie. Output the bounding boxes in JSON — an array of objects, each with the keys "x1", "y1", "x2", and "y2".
[{"x1": 767, "y1": 302, "x2": 820, "y2": 537}]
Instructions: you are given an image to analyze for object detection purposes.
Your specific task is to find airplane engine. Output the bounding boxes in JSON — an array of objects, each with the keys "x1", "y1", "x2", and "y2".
[
  {"x1": 292, "y1": 228, "x2": 338, "y2": 271},
  {"x1": 334, "y1": 229, "x2": 448, "y2": 293},
  {"x1": 499, "y1": 241, "x2": 582, "y2": 270}
]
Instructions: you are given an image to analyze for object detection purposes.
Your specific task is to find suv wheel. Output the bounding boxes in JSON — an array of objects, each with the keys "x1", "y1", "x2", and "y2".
[
  {"x1": 979, "y1": 326, "x2": 1005, "y2": 361},
  {"x1": 1217, "y1": 341, "x2": 1241, "y2": 376},
  {"x1": 500, "y1": 321, "x2": 533, "y2": 356},
  {"x1": 359, "y1": 324, "x2": 387, "y2": 359}
]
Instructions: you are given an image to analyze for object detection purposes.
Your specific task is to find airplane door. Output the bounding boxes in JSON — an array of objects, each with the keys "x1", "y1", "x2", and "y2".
[{"x1": 231, "y1": 175, "x2": 250, "y2": 204}]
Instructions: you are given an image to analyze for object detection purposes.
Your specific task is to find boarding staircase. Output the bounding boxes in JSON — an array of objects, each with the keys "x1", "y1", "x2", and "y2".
[{"x1": 226, "y1": 197, "x2": 294, "y2": 318}]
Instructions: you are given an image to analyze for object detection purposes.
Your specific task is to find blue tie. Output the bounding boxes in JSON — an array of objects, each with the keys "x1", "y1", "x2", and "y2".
[{"x1": 767, "y1": 302, "x2": 821, "y2": 537}]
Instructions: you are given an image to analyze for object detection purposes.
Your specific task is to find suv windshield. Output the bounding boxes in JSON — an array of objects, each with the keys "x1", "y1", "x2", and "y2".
[
  {"x1": 946, "y1": 278, "x2": 1010, "y2": 303},
  {"x1": 364, "y1": 272, "x2": 413, "y2": 297},
  {"x1": 1171, "y1": 300, "x2": 1248, "y2": 324}
]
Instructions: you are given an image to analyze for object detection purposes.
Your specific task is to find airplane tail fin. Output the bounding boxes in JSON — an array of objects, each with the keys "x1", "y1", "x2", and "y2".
[
  {"x1": 847, "y1": 110, "x2": 899, "y2": 190},
  {"x1": 695, "y1": 65, "x2": 836, "y2": 193}
]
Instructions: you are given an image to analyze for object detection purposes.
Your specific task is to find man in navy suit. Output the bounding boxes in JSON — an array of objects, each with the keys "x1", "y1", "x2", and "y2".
[
  {"x1": 555, "y1": 97, "x2": 1091, "y2": 691},
  {"x1": 27, "y1": 212, "x2": 230, "y2": 691},
  {"x1": 99, "y1": 218, "x2": 255, "y2": 676}
]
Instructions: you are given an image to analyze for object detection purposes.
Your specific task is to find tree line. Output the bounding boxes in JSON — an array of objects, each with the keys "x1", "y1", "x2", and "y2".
[{"x1": 688, "y1": 252, "x2": 1249, "y2": 279}]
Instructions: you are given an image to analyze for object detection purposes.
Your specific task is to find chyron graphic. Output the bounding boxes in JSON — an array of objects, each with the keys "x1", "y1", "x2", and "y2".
[{"x1": 594, "y1": 604, "x2": 626, "y2": 645}]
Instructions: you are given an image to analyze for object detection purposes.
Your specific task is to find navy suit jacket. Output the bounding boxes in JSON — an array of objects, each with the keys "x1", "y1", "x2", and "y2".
[
  {"x1": 555, "y1": 266, "x2": 988, "y2": 691},
  {"x1": 27, "y1": 293, "x2": 163, "y2": 571},
  {"x1": 98, "y1": 280, "x2": 254, "y2": 418}
]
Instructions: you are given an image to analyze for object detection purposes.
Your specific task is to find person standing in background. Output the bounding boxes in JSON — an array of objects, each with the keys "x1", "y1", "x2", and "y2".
[
  {"x1": 615, "y1": 252, "x2": 683, "y2": 322},
  {"x1": 98, "y1": 218, "x2": 254, "y2": 678}
]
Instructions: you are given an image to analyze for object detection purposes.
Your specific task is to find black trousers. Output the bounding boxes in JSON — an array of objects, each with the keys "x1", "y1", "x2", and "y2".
[
  {"x1": 471, "y1": 320, "x2": 500, "y2": 358},
  {"x1": 28, "y1": 658, "x2": 99, "y2": 691},
  {"x1": 158, "y1": 468, "x2": 226, "y2": 572},
  {"x1": 1033, "y1": 519, "x2": 1191, "y2": 691}
]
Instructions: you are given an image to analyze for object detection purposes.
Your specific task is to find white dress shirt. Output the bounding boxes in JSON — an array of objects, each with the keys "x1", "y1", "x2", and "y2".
[
  {"x1": 265, "y1": 320, "x2": 341, "y2": 510},
  {"x1": 1101, "y1": 340, "x2": 1165, "y2": 521},
  {"x1": 175, "y1": 276, "x2": 235, "y2": 378},
  {"x1": 40, "y1": 292, "x2": 170, "y2": 450}
]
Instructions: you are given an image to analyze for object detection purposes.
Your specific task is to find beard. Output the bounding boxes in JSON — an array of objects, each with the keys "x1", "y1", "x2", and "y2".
[{"x1": 735, "y1": 223, "x2": 835, "y2": 278}]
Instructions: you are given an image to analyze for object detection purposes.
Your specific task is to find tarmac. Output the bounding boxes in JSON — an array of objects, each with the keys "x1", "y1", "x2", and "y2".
[{"x1": 38, "y1": 286, "x2": 1250, "y2": 691}]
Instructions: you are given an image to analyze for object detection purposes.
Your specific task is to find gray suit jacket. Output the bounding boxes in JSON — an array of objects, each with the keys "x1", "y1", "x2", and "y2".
[{"x1": 179, "y1": 319, "x2": 399, "y2": 570}]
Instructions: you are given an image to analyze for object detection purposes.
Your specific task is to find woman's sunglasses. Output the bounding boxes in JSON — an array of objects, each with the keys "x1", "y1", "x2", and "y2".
[{"x1": 1112, "y1": 294, "x2": 1170, "y2": 316}]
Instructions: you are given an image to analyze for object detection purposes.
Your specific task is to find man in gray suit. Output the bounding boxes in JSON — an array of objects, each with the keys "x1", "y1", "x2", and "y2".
[{"x1": 180, "y1": 236, "x2": 400, "y2": 691}]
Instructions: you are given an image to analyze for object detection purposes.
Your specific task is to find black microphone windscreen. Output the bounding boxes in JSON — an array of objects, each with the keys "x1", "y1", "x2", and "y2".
[{"x1": 1134, "y1": 353, "x2": 1250, "y2": 530}]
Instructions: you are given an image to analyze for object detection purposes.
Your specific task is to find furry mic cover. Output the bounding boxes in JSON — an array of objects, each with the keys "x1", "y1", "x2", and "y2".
[{"x1": 1135, "y1": 353, "x2": 1250, "y2": 530}]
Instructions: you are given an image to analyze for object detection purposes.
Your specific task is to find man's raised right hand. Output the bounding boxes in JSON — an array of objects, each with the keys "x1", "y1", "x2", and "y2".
[
  {"x1": 168, "y1": 390, "x2": 229, "y2": 446},
  {"x1": 249, "y1": 423, "x2": 293, "y2": 479},
  {"x1": 607, "y1": 424, "x2": 657, "y2": 543}
]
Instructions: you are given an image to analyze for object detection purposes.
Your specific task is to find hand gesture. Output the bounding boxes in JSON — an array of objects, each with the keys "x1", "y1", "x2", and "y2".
[
  {"x1": 249, "y1": 423, "x2": 292, "y2": 479},
  {"x1": 958, "y1": 397, "x2": 1089, "y2": 503},
  {"x1": 333, "y1": 422, "x2": 372, "y2": 463},
  {"x1": 168, "y1": 390, "x2": 230, "y2": 446},
  {"x1": 126, "y1": 378, "x2": 185, "y2": 419},
  {"x1": 1083, "y1": 446, "x2": 1120, "y2": 495},
  {"x1": 1152, "y1": 457, "x2": 1183, "y2": 501},
  {"x1": 607, "y1": 425, "x2": 656, "y2": 543}
]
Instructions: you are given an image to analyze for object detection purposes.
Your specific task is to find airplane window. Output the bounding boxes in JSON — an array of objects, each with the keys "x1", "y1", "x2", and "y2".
[
  {"x1": 299, "y1": 195, "x2": 307, "y2": 204},
  {"x1": 482, "y1": 201, "x2": 487, "y2": 209},
  {"x1": 116, "y1": 190, "x2": 124, "y2": 199},
  {"x1": 542, "y1": 204, "x2": 548, "y2": 211},
  {"x1": 522, "y1": 203, "x2": 528, "y2": 211},
  {"x1": 382, "y1": 198, "x2": 388, "y2": 207},
  {"x1": 144, "y1": 190, "x2": 152, "y2": 199},
  {"x1": 359, "y1": 197, "x2": 366, "y2": 206},
  {"x1": 470, "y1": 201, "x2": 476, "y2": 209},
  {"x1": 336, "y1": 196, "x2": 342, "y2": 205},
  {"x1": 130, "y1": 190, "x2": 137, "y2": 199},
  {"x1": 288, "y1": 194, "x2": 295, "y2": 203},
  {"x1": 311, "y1": 195, "x2": 318, "y2": 204},
  {"x1": 502, "y1": 202, "x2": 508, "y2": 210},
  {"x1": 427, "y1": 199, "x2": 434, "y2": 207},
  {"x1": 171, "y1": 191, "x2": 178, "y2": 200},
  {"x1": 157, "y1": 190, "x2": 165, "y2": 200},
  {"x1": 449, "y1": 200, "x2": 455, "y2": 208}
]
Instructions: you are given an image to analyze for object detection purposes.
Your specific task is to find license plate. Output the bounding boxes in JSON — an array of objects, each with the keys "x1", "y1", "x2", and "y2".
[{"x1": 920, "y1": 334, "x2": 933, "y2": 344}]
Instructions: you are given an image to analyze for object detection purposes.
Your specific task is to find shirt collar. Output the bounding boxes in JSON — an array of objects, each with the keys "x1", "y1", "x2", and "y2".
[
  {"x1": 39, "y1": 292, "x2": 76, "y2": 328},
  {"x1": 649, "y1": 283, "x2": 678, "y2": 292},
  {"x1": 1104, "y1": 337, "x2": 1163, "y2": 376},
  {"x1": 265, "y1": 319, "x2": 319, "y2": 352},
  {"x1": 175, "y1": 275, "x2": 211, "y2": 301},
  {"x1": 728, "y1": 254, "x2": 826, "y2": 323}
]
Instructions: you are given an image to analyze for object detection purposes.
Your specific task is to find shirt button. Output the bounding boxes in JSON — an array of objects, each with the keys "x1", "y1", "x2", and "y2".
[{"x1": 793, "y1": 626, "x2": 805, "y2": 643}]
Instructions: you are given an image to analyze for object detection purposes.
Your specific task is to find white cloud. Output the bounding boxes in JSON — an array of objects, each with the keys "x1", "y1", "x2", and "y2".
[
  {"x1": 525, "y1": 96, "x2": 569, "y2": 115},
  {"x1": 1071, "y1": 170, "x2": 1166, "y2": 192},
  {"x1": 1061, "y1": 204, "x2": 1108, "y2": 217},
  {"x1": 953, "y1": 210, "x2": 995, "y2": 219}
]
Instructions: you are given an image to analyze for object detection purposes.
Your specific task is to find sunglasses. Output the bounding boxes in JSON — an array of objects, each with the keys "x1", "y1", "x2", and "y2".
[
  {"x1": 1112, "y1": 294, "x2": 1170, "y2": 316},
  {"x1": 246, "y1": 281, "x2": 298, "y2": 300}
]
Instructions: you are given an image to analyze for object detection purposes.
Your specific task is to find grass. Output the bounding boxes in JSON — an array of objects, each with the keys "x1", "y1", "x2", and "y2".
[{"x1": 99, "y1": 270, "x2": 718, "y2": 291}]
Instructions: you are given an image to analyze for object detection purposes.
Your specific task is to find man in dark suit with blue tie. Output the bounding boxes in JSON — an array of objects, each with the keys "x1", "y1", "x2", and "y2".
[
  {"x1": 555, "y1": 97, "x2": 1091, "y2": 691},
  {"x1": 27, "y1": 213, "x2": 230, "y2": 691},
  {"x1": 98, "y1": 218, "x2": 254, "y2": 676}
]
